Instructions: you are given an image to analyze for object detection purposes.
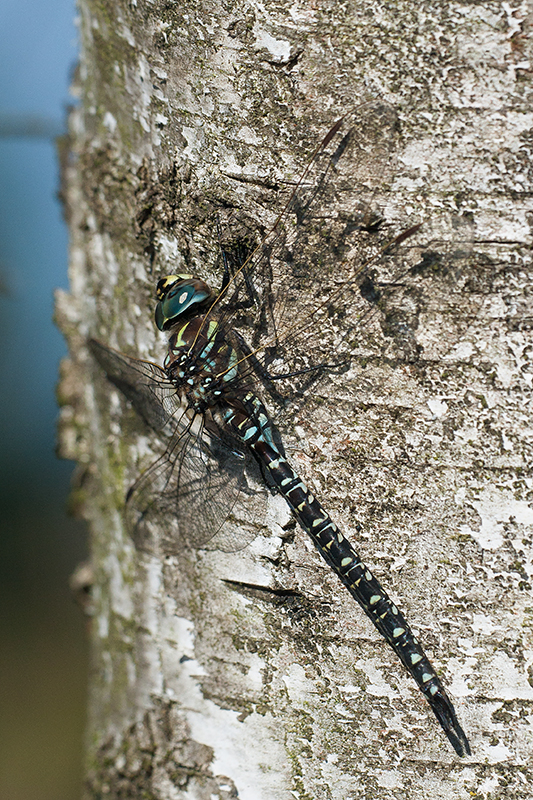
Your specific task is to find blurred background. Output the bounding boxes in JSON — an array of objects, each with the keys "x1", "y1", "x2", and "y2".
[{"x1": 0, "y1": 2, "x2": 88, "y2": 799}]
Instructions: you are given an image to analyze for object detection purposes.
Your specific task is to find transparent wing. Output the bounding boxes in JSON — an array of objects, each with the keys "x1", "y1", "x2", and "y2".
[
  {"x1": 89, "y1": 339, "x2": 181, "y2": 434},
  {"x1": 90, "y1": 102, "x2": 482, "y2": 551},
  {"x1": 125, "y1": 415, "x2": 260, "y2": 554},
  {"x1": 199, "y1": 101, "x2": 479, "y2": 405},
  {"x1": 90, "y1": 339, "x2": 258, "y2": 552}
]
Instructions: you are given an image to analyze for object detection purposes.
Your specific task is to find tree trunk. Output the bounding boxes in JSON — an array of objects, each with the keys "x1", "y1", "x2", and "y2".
[{"x1": 57, "y1": 0, "x2": 533, "y2": 797}]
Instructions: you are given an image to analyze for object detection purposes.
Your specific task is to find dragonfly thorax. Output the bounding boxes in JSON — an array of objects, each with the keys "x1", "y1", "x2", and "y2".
[{"x1": 164, "y1": 313, "x2": 242, "y2": 414}]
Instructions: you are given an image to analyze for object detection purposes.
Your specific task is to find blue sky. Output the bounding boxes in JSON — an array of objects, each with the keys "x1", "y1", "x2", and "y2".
[
  {"x1": 0, "y1": 0, "x2": 77, "y2": 478},
  {"x1": 0, "y1": 4, "x2": 87, "y2": 799}
]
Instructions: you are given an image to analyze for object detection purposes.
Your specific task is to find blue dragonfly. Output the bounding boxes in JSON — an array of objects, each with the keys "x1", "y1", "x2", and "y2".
[{"x1": 90, "y1": 102, "x2": 471, "y2": 757}]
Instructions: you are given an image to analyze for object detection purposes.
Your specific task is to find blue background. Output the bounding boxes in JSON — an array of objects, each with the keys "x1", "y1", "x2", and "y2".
[{"x1": 0, "y1": 2, "x2": 88, "y2": 798}]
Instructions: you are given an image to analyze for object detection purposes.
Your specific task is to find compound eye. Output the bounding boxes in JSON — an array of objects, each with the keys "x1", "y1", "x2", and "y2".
[
  {"x1": 154, "y1": 277, "x2": 213, "y2": 331},
  {"x1": 156, "y1": 273, "x2": 193, "y2": 300}
]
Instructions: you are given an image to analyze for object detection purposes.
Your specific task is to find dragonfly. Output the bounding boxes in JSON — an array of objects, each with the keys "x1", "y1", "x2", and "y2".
[{"x1": 90, "y1": 101, "x2": 471, "y2": 757}]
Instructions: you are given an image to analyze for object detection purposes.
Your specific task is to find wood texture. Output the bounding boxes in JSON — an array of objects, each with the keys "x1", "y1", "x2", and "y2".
[{"x1": 57, "y1": 0, "x2": 533, "y2": 797}]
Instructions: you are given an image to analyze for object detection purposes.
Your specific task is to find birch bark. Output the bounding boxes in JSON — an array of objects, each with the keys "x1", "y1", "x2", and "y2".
[{"x1": 57, "y1": 0, "x2": 533, "y2": 797}]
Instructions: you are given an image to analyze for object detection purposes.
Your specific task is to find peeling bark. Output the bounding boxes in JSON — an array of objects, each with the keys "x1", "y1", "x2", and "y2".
[{"x1": 57, "y1": 0, "x2": 533, "y2": 798}]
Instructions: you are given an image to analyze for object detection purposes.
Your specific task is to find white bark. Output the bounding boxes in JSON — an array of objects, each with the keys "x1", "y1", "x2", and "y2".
[{"x1": 57, "y1": 0, "x2": 533, "y2": 797}]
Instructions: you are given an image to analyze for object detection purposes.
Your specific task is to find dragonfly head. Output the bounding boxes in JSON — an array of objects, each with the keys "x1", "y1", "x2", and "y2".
[{"x1": 155, "y1": 274, "x2": 214, "y2": 331}]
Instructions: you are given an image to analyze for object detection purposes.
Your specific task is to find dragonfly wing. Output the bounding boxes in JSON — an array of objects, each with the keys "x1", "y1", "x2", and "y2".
[
  {"x1": 176, "y1": 421, "x2": 261, "y2": 552},
  {"x1": 207, "y1": 104, "x2": 408, "y2": 391},
  {"x1": 212, "y1": 102, "x2": 476, "y2": 404},
  {"x1": 89, "y1": 338, "x2": 182, "y2": 435},
  {"x1": 125, "y1": 413, "x2": 258, "y2": 553},
  {"x1": 91, "y1": 339, "x2": 262, "y2": 552}
]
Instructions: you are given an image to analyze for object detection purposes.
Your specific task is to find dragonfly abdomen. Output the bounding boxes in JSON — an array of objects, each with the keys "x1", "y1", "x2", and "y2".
[{"x1": 223, "y1": 391, "x2": 470, "y2": 757}]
